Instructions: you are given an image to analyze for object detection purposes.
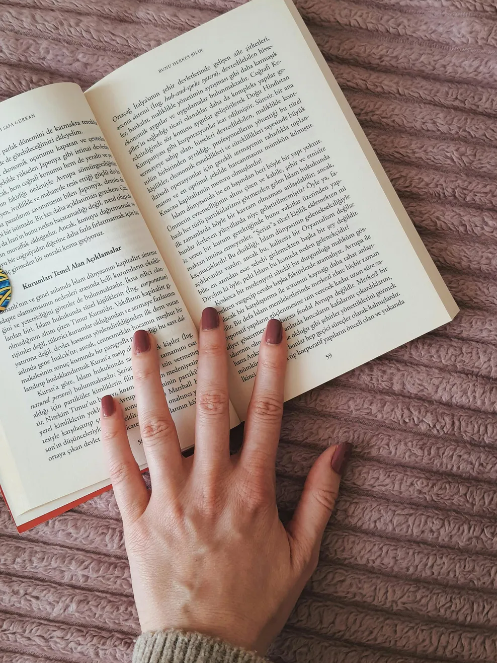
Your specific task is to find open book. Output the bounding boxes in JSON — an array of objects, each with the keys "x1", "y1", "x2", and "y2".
[{"x1": 0, "y1": 0, "x2": 458, "y2": 532}]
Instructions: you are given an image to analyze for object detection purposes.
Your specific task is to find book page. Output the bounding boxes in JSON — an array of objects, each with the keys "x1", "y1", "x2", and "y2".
[
  {"x1": 0, "y1": 83, "x2": 231, "y2": 517},
  {"x1": 0, "y1": 416, "x2": 113, "y2": 528},
  {"x1": 85, "y1": 0, "x2": 457, "y2": 419}
]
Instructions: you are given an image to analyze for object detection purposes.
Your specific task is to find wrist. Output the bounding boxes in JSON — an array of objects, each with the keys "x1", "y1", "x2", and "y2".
[{"x1": 133, "y1": 629, "x2": 269, "y2": 663}]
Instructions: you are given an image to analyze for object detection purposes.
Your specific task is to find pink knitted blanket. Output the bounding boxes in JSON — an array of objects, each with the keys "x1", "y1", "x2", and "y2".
[{"x1": 1, "y1": 0, "x2": 497, "y2": 661}]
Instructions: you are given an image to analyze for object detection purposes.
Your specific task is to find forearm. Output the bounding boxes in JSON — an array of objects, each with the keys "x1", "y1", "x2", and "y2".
[{"x1": 133, "y1": 630, "x2": 270, "y2": 663}]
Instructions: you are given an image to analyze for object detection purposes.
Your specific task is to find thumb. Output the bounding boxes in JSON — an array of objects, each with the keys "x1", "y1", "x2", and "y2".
[{"x1": 287, "y1": 442, "x2": 352, "y2": 570}]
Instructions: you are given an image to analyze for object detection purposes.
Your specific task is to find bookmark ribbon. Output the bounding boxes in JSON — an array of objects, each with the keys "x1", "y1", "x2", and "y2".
[{"x1": 0, "y1": 269, "x2": 12, "y2": 312}]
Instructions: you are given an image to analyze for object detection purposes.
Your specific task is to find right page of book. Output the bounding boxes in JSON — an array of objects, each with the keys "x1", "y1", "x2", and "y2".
[{"x1": 85, "y1": 0, "x2": 458, "y2": 420}]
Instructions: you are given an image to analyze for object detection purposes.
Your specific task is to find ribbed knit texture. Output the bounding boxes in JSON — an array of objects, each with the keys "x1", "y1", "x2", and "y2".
[
  {"x1": 0, "y1": 1, "x2": 496, "y2": 662},
  {"x1": 133, "y1": 631, "x2": 267, "y2": 663}
]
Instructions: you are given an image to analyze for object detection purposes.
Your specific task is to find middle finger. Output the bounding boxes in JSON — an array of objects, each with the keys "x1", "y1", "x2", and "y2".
[{"x1": 194, "y1": 307, "x2": 230, "y2": 472}]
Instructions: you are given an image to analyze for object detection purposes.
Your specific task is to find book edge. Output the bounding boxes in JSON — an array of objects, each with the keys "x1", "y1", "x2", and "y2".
[{"x1": 14, "y1": 483, "x2": 113, "y2": 533}]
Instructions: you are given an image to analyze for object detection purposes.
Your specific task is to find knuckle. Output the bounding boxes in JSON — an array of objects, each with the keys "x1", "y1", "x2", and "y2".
[
  {"x1": 239, "y1": 474, "x2": 273, "y2": 512},
  {"x1": 259, "y1": 355, "x2": 281, "y2": 372},
  {"x1": 197, "y1": 485, "x2": 224, "y2": 519},
  {"x1": 101, "y1": 426, "x2": 122, "y2": 444},
  {"x1": 313, "y1": 485, "x2": 339, "y2": 513},
  {"x1": 250, "y1": 395, "x2": 283, "y2": 423},
  {"x1": 167, "y1": 499, "x2": 186, "y2": 523},
  {"x1": 201, "y1": 341, "x2": 225, "y2": 358},
  {"x1": 133, "y1": 364, "x2": 156, "y2": 383},
  {"x1": 246, "y1": 486, "x2": 272, "y2": 512},
  {"x1": 201, "y1": 498, "x2": 221, "y2": 520},
  {"x1": 197, "y1": 390, "x2": 229, "y2": 418},
  {"x1": 108, "y1": 458, "x2": 134, "y2": 487},
  {"x1": 141, "y1": 415, "x2": 176, "y2": 446}
]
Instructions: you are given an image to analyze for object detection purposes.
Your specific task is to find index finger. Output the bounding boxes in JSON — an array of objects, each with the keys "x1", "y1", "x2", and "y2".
[
  {"x1": 100, "y1": 395, "x2": 149, "y2": 525},
  {"x1": 131, "y1": 330, "x2": 183, "y2": 489},
  {"x1": 240, "y1": 319, "x2": 287, "y2": 477}
]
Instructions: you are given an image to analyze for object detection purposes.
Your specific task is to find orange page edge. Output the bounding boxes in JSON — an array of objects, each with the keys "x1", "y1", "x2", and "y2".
[{"x1": 1, "y1": 481, "x2": 114, "y2": 533}]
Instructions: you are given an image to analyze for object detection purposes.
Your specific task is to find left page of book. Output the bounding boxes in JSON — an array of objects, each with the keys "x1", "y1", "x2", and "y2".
[{"x1": 0, "y1": 83, "x2": 210, "y2": 526}]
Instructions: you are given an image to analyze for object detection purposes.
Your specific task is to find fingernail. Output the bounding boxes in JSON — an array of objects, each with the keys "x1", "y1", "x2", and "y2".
[
  {"x1": 202, "y1": 307, "x2": 219, "y2": 331},
  {"x1": 101, "y1": 395, "x2": 116, "y2": 418},
  {"x1": 266, "y1": 319, "x2": 282, "y2": 344},
  {"x1": 133, "y1": 329, "x2": 151, "y2": 354},
  {"x1": 331, "y1": 442, "x2": 353, "y2": 476}
]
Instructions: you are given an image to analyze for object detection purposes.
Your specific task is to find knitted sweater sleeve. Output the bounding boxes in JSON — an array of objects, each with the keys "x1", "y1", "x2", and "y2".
[{"x1": 133, "y1": 630, "x2": 270, "y2": 663}]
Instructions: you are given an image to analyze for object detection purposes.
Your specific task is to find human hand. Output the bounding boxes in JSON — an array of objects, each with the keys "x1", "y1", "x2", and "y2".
[{"x1": 100, "y1": 310, "x2": 351, "y2": 654}]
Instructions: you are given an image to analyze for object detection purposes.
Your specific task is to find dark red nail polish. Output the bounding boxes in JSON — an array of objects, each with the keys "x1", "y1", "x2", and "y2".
[
  {"x1": 133, "y1": 330, "x2": 151, "y2": 354},
  {"x1": 101, "y1": 395, "x2": 116, "y2": 418},
  {"x1": 202, "y1": 307, "x2": 219, "y2": 331},
  {"x1": 266, "y1": 319, "x2": 282, "y2": 344},
  {"x1": 331, "y1": 442, "x2": 353, "y2": 476}
]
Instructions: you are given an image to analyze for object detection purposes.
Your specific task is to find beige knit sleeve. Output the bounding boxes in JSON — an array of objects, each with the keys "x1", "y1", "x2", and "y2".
[{"x1": 133, "y1": 630, "x2": 271, "y2": 663}]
